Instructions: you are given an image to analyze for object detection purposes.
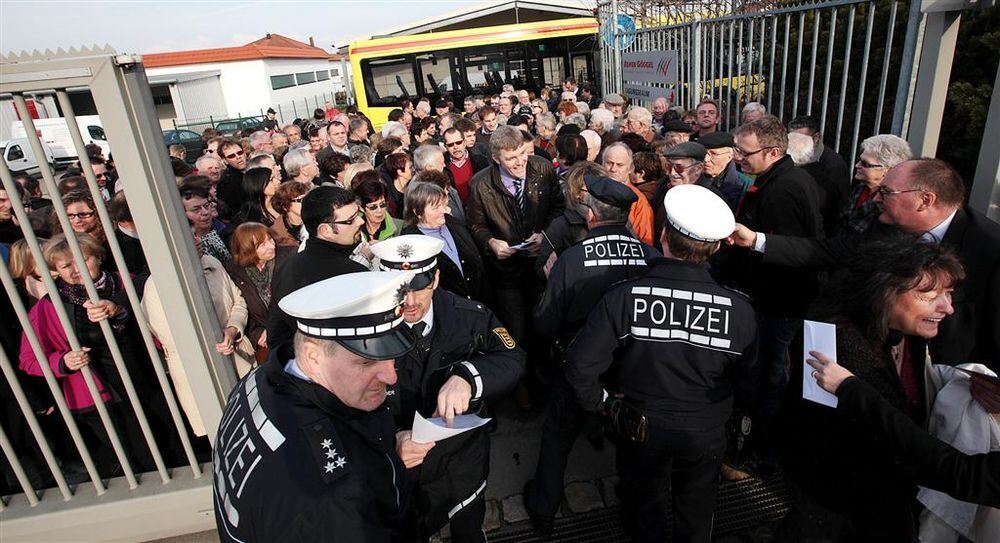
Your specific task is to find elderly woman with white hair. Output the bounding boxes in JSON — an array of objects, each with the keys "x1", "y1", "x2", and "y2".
[
  {"x1": 534, "y1": 112, "x2": 558, "y2": 157},
  {"x1": 840, "y1": 134, "x2": 913, "y2": 236},
  {"x1": 589, "y1": 108, "x2": 618, "y2": 149}
]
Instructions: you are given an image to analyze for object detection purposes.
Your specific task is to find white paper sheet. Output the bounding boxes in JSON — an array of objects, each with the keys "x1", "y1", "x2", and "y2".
[
  {"x1": 510, "y1": 241, "x2": 535, "y2": 251},
  {"x1": 411, "y1": 411, "x2": 491, "y2": 444},
  {"x1": 802, "y1": 320, "x2": 839, "y2": 408}
]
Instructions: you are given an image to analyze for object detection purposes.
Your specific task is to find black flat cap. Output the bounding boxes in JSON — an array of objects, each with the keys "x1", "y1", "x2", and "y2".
[
  {"x1": 662, "y1": 119, "x2": 694, "y2": 134},
  {"x1": 698, "y1": 131, "x2": 734, "y2": 149},
  {"x1": 663, "y1": 142, "x2": 707, "y2": 161},
  {"x1": 583, "y1": 174, "x2": 638, "y2": 209}
]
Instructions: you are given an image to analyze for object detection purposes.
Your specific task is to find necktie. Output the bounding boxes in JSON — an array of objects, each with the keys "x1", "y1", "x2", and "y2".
[
  {"x1": 513, "y1": 179, "x2": 525, "y2": 211},
  {"x1": 411, "y1": 321, "x2": 427, "y2": 338}
]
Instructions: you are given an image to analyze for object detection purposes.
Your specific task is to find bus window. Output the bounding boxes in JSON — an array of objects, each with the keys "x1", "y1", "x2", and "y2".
[
  {"x1": 533, "y1": 57, "x2": 565, "y2": 88},
  {"x1": 417, "y1": 52, "x2": 455, "y2": 96},
  {"x1": 362, "y1": 57, "x2": 417, "y2": 107},
  {"x1": 506, "y1": 47, "x2": 528, "y2": 88},
  {"x1": 464, "y1": 51, "x2": 505, "y2": 91}
]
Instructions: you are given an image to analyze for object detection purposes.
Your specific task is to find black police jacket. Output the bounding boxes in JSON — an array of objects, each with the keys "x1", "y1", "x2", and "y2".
[
  {"x1": 214, "y1": 354, "x2": 404, "y2": 542},
  {"x1": 566, "y1": 258, "x2": 759, "y2": 429},
  {"x1": 534, "y1": 224, "x2": 659, "y2": 344},
  {"x1": 266, "y1": 237, "x2": 367, "y2": 350},
  {"x1": 465, "y1": 156, "x2": 565, "y2": 276},
  {"x1": 390, "y1": 289, "x2": 526, "y2": 531}
]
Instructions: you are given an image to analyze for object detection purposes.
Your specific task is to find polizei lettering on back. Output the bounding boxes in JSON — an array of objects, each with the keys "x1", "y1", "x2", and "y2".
[
  {"x1": 628, "y1": 286, "x2": 737, "y2": 352},
  {"x1": 582, "y1": 235, "x2": 647, "y2": 267}
]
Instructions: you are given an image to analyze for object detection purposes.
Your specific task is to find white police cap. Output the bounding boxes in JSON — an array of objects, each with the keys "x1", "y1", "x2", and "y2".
[
  {"x1": 370, "y1": 235, "x2": 445, "y2": 274},
  {"x1": 662, "y1": 184, "x2": 735, "y2": 242},
  {"x1": 278, "y1": 270, "x2": 416, "y2": 359}
]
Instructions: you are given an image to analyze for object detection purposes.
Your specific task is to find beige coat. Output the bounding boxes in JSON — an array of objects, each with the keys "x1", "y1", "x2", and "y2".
[{"x1": 142, "y1": 254, "x2": 254, "y2": 437}]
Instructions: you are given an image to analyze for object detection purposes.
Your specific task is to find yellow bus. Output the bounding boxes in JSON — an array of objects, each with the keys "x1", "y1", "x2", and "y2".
[{"x1": 348, "y1": 18, "x2": 599, "y2": 127}]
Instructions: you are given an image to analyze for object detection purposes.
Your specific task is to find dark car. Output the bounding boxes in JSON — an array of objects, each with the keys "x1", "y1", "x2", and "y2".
[
  {"x1": 214, "y1": 117, "x2": 265, "y2": 138},
  {"x1": 163, "y1": 129, "x2": 206, "y2": 164}
]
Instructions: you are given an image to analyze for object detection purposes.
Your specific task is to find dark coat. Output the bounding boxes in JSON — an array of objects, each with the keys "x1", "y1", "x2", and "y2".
[
  {"x1": 777, "y1": 322, "x2": 927, "y2": 541},
  {"x1": 802, "y1": 161, "x2": 849, "y2": 236},
  {"x1": 315, "y1": 145, "x2": 350, "y2": 167},
  {"x1": 391, "y1": 289, "x2": 526, "y2": 535},
  {"x1": 224, "y1": 246, "x2": 295, "y2": 348},
  {"x1": 400, "y1": 216, "x2": 487, "y2": 303},
  {"x1": 816, "y1": 145, "x2": 852, "y2": 197},
  {"x1": 464, "y1": 155, "x2": 565, "y2": 278},
  {"x1": 216, "y1": 166, "x2": 246, "y2": 217},
  {"x1": 733, "y1": 155, "x2": 825, "y2": 317},
  {"x1": 535, "y1": 207, "x2": 588, "y2": 279},
  {"x1": 266, "y1": 238, "x2": 367, "y2": 351},
  {"x1": 214, "y1": 357, "x2": 404, "y2": 542},
  {"x1": 762, "y1": 206, "x2": 1000, "y2": 370},
  {"x1": 836, "y1": 376, "x2": 1000, "y2": 508}
]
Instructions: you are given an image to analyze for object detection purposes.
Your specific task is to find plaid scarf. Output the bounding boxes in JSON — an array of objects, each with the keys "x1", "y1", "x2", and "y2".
[{"x1": 57, "y1": 271, "x2": 127, "y2": 332}]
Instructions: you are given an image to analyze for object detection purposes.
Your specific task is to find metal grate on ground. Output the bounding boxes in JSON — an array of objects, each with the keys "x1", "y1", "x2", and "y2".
[{"x1": 489, "y1": 474, "x2": 789, "y2": 542}]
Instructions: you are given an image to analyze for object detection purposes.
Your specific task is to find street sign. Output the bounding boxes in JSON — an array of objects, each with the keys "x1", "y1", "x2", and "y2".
[
  {"x1": 622, "y1": 50, "x2": 678, "y2": 85},
  {"x1": 602, "y1": 14, "x2": 636, "y2": 50},
  {"x1": 623, "y1": 84, "x2": 675, "y2": 104}
]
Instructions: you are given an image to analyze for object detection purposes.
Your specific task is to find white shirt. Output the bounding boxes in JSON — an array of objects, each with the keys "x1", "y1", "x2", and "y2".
[{"x1": 285, "y1": 358, "x2": 311, "y2": 382}]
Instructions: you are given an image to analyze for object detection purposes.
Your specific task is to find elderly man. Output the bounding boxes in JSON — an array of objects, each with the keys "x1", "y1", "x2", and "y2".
[
  {"x1": 602, "y1": 93, "x2": 625, "y2": 121},
  {"x1": 580, "y1": 130, "x2": 602, "y2": 162},
  {"x1": 788, "y1": 115, "x2": 851, "y2": 198},
  {"x1": 434, "y1": 99, "x2": 450, "y2": 117},
  {"x1": 652, "y1": 96, "x2": 671, "y2": 131},
  {"x1": 316, "y1": 121, "x2": 351, "y2": 165},
  {"x1": 534, "y1": 112, "x2": 558, "y2": 156},
  {"x1": 371, "y1": 236, "x2": 526, "y2": 543},
  {"x1": 497, "y1": 94, "x2": 515, "y2": 125},
  {"x1": 731, "y1": 158, "x2": 1000, "y2": 371},
  {"x1": 413, "y1": 144, "x2": 465, "y2": 222},
  {"x1": 214, "y1": 270, "x2": 415, "y2": 542},
  {"x1": 466, "y1": 126, "x2": 565, "y2": 407},
  {"x1": 249, "y1": 130, "x2": 274, "y2": 155},
  {"x1": 415, "y1": 100, "x2": 432, "y2": 120},
  {"x1": 625, "y1": 106, "x2": 660, "y2": 144},
  {"x1": 283, "y1": 148, "x2": 320, "y2": 186},
  {"x1": 602, "y1": 142, "x2": 654, "y2": 245},
  {"x1": 699, "y1": 132, "x2": 753, "y2": 212},
  {"x1": 692, "y1": 98, "x2": 720, "y2": 141},
  {"x1": 216, "y1": 138, "x2": 248, "y2": 214},
  {"x1": 741, "y1": 102, "x2": 767, "y2": 124},
  {"x1": 195, "y1": 155, "x2": 223, "y2": 186},
  {"x1": 266, "y1": 186, "x2": 368, "y2": 350},
  {"x1": 282, "y1": 124, "x2": 302, "y2": 143}
]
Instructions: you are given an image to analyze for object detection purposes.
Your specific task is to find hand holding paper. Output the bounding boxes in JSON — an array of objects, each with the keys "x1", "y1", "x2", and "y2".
[
  {"x1": 411, "y1": 411, "x2": 491, "y2": 444},
  {"x1": 802, "y1": 320, "x2": 839, "y2": 408}
]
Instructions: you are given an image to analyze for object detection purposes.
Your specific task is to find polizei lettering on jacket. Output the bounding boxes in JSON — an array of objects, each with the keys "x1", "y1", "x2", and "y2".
[
  {"x1": 582, "y1": 234, "x2": 647, "y2": 267},
  {"x1": 628, "y1": 286, "x2": 738, "y2": 353}
]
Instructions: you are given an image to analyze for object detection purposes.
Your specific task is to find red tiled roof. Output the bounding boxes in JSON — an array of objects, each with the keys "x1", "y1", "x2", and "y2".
[{"x1": 144, "y1": 33, "x2": 330, "y2": 68}]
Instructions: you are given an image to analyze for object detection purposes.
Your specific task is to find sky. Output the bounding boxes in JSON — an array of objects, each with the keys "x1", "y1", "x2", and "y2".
[{"x1": 0, "y1": 0, "x2": 476, "y2": 55}]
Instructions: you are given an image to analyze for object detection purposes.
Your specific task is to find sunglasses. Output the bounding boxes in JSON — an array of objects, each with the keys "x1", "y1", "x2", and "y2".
[
  {"x1": 67, "y1": 211, "x2": 95, "y2": 220},
  {"x1": 365, "y1": 202, "x2": 388, "y2": 211},
  {"x1": 445, "y1": 140, "x2": 464, "y2": 148},
  {"x1": 224, "y1": 149, "x2": 245, "y2": 160}
]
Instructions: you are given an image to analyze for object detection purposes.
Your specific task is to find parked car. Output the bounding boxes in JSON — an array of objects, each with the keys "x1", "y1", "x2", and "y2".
[
  {"x1": 163, "y1": 129, "x2": 207, "y2": 164},
  {"x1": 10, "y1": 115, "x2": 110, "y2": 165},
  {"x1": 2, "y1": 138, "x2": 57, "y2": 176},
  {"x1": 214, "y1": 117, "x2": 265, "y2": 137}
]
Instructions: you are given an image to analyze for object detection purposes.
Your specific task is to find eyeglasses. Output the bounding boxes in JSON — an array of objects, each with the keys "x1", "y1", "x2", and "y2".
[
  {"x1": 365, "y1": 202, "x2": 388, "y2": 211},
  {"x1": 67, "y1": 211, "x2": 95, "y2": 220},
  {"x1": 445, "y1": 140, "x2": 464, "y2": 148},
  {"x1": 733, "y1": 146, "x2": 774, "y2": 158},
  {"x1": 857, "y1": 159, "x2": 886, "y2": 169},
  {"x1": 326, "y1": 209, "x2": 363, "y2": 226},
  {"x1": 667, "y1": 162, "x2": 701, "y2": 174},
  {"x1": 224, "y1": 149, "x2": 245, "y2": 160},
  {"x1": 185, "y1": 204, "x2": 212, "y2": 214},
  {"x1": 874, "y1": 186, "x2": 924, "y2": 198}
]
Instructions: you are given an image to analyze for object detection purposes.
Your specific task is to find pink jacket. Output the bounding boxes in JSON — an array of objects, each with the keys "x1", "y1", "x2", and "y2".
[{"x1": 19, "y1": 296, "x2": 112, "y2": 411}]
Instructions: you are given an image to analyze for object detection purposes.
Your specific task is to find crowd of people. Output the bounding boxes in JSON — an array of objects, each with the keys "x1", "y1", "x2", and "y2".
[{"x1": 2, "y1": 75, "x2": 999, "y2": 543}]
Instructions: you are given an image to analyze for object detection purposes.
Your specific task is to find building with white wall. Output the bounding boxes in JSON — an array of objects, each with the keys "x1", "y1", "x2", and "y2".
[{"x1": 143, "y1": 34, "x2": 348, "y2": 127}]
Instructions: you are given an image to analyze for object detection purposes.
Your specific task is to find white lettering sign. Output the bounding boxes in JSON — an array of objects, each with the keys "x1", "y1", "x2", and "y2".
[{"x1": 622, "y1": 50, "x2": 678, "y2": 85}]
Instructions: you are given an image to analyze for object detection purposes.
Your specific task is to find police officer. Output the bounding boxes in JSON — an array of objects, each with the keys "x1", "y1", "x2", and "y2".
[
  {"x1": 370, "y1": 235, "x2": 526, "y2": 543},
  {"x1": 523, "y1": 174, "x2": 659, "y2": 535},
  {"x1": 213, "y1": 271, "x2": 415, "y2": 542},
  {"x1": 566, "y1": 185, "x2": 759, "y2": 543}
]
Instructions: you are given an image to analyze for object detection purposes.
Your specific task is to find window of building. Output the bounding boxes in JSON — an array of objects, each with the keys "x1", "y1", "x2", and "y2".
[
  {"x1": 296, "y1": 71, "x2": 317, "y2": 85},
  {"x1": 270, "y1": 74, "x2": 296, "y2": 90},
  {"x1": 331, "y1": 68, "x2": 340, "y2": 77},
  {"x1": 316, "y1": 70, "x2": 330, "y2": 81}
]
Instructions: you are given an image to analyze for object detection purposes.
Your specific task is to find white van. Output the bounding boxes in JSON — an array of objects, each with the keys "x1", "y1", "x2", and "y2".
[
  {"x1": 1, "y1": 138, "x2": 56, "y2": 176},
  {"x1": 10, "y1": 115, "x2": 110, "y2": 165}
]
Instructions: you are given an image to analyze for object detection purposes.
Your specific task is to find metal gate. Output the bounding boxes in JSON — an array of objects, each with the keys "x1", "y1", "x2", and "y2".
[
  {"x1": 1, "y1": 47, "x2": 237, "y2": 541},
  {"x1": 596, "y1": 0, "x2": 1000, "y2": 218}
]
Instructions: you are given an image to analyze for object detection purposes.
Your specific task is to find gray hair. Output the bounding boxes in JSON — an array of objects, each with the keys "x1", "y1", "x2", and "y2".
[
  {"x1": 590, "y1": 108, "x2": 615, "y2": 131},
  {"x1": 602, "y1": 142, "x2": 634, "y2": 167},
  {"x1": 385, "y1": 122, "x2": 408, "y2": 139},
  {"x1": 247, "y1": 153, "x2": 275, "y2": 169},
  {"x1": 580, "y1": 130, "x2": 602, "y2": 152},
  {"x1": 574, "y1": 101, "x2": 591, "y2": 117},
  {"x1": 250, "y1": 130, "x2": 271, "y2": 147},
  {"x1": 530, "y1": 99, "x2": 548, "y2": 113},
  {"x1": 860, "y1": 134, "x2": 913, "y2": 168},
  {"x1": 787, "y1": 132, "x2": 816, "y2": 165},
  {"x1": 627, "y1": 106, "x2": 653, "y2": 127},
  {"x1": 403, "y1": 181, "x2": 448, "y2": 224},
  {"x1": 489, "y1": 125, "x2": 526, "y2": 156},
  {"x1": 288, "y1": 140, "x2": 310, "y2": 152},
  {"x1": 535, "y1": 112, "x2": 557, "y2": 131},
  {"x1": 348, "y1": 117, "x2": 368, "y2": 135},
  {"x1": 413, "y1": 144, "x2": 445, "y2": 172},
  {"x1": 742, "y1": 102, "x2": 767, "y2": 116},
  {"x1": 561, "y1": 91, "x2": 576, "y2": 102},
  {"x1": 350, "y1": 144, "x2": 373, "y2": 164},
  {"x1": 415, "y1": 101, "x2": 431, "y2": 116},
  {"x1": 343, "y1": 162, "x2": 373, "y2": 188},
  {"x1": 195, "y1": 154, "x2": 221, "y2": 170},
  {"x1": 565, "y1": 113, "x2": 587, "y2": 130},
  {"x1": 282, "y1": 148, "x2": 313, "y2": 178}
]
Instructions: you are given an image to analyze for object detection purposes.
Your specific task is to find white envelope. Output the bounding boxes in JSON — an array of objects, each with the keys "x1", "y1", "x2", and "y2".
[
  {"x1": 802, "y1": 320, "x2": 839, "y2": 408},
  {"x1": 411, "y1": 411, "x2": 491, "y2": 444}
]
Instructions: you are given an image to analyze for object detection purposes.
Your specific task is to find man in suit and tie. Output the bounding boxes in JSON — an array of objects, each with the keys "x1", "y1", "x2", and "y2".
[{"x1": 730, "y1": 158, "x2": 1000, "y2": 371}]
